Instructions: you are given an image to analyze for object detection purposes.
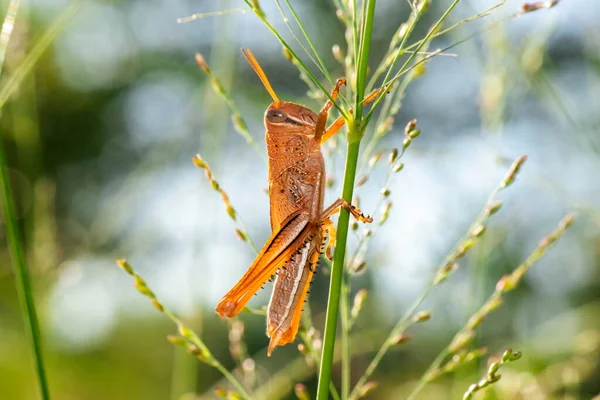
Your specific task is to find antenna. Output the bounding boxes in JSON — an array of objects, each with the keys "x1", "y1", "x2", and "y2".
[{"x1": 242, "y1": 48, "x2": 280, "y2": 105}]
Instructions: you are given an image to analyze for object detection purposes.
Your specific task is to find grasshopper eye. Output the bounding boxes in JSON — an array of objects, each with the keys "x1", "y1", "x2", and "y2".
[{"x1": 266, "y1": 109, "x2": 287, "y2": 123}]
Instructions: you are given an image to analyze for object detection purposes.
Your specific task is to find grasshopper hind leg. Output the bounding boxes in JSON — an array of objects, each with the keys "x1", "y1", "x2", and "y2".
[
  {"x1": 266, "y1": 233, "x2": 322, "y2": 356},
  {"x1": 321, "y1": 198, "x2": 373, "y2": 223},
  {"x1": 318, "y1": 199, "x2": 372, "y2": 261}
]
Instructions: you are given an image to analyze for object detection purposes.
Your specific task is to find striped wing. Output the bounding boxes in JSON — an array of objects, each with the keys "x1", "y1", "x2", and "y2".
[{"x1": 216, "y1": 211, "x2": 314, "y2": 318}]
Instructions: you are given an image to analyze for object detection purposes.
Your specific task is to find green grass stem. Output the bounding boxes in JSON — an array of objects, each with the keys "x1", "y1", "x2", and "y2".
[
  {"x1": 0, "y1": 2, "x2": 79, "y2": 109},
  {"x1": 348, "y1": 155, "x2": 528, "y2": 399},
  {"x1": 407, "y1": 214, "x2": 575, "y2": 400},
  {"x1": 242, "y1": 0, "x2": 350, "y2": 118},
  {"x1": 0, "y1": 1, "x2": 52, "y2": 398},
  {"x1": 117, "y1": 259, "x2": 252, "y2": 400},
  {"x1": 364, "y1": 0, "x2": 461, "y2": 127},
  {"x1": 317, "y1": 139, "x2": 361, "y2": 400},
  {"x1": 340, "y1": 271, "x2": 351, "y2": 399},
  {"x1": 275, "y1": 0, "x2": 335, "y2": 86},
  {"x1": 0, "y1": 107, "x2": 52, "y2": 400},
  {"x1": 316, "y1": 3, "x2": 376, "y2": 399}
]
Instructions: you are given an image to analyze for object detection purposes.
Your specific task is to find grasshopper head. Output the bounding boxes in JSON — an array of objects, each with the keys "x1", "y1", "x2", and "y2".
[{"x1": 264, "y1": 102, "x2": 318, "y2": 135}]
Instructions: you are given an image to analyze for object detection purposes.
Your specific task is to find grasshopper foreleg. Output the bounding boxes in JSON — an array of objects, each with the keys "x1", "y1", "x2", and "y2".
[
  {"x1": 314, "y1": 78, "x2": 347, "y2": 143},
  {"x1": 321, "y1": 218, "x2": 337, "y2": 261},
  {"x1": 320, "y1": 88, "x2": 383, "y2": 144}
]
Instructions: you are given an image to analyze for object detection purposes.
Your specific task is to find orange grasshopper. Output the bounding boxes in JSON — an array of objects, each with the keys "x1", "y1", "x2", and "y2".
[{"x1": 216, "y1": 49, "x2": 374, "y2": 355}]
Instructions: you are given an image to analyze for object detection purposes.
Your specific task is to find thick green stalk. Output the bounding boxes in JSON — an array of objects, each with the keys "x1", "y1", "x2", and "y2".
[
  {"x1": 316, "y1": 2, "x2": 376, "y2": 398},
  {"x1": 0, "y1": 140, "x2": 50, "y2": 399},
  {"x1": 340, "y1": 274, "x2": 351, "y2": 399},
  {"x1": 316, "y1": 137, "x2": 361, "y2": 400},
  {"x1": 354, "y1": 0, "x2": 376, "y2": 123}
]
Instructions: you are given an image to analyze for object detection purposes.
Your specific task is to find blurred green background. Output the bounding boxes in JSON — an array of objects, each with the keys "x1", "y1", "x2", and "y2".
[{"x1": 1, "y1": 0, "x2": 600, "y2": 399}]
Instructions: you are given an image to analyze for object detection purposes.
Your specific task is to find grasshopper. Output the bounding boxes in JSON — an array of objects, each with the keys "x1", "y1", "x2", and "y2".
[{"x1": 216, "y1": 49, "x2": 373, "y2": 355}]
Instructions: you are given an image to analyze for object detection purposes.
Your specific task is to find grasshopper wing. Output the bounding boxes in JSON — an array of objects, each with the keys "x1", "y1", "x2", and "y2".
[{"x1": 216, "y1": 210, "x2": 313, "y2": 318}]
